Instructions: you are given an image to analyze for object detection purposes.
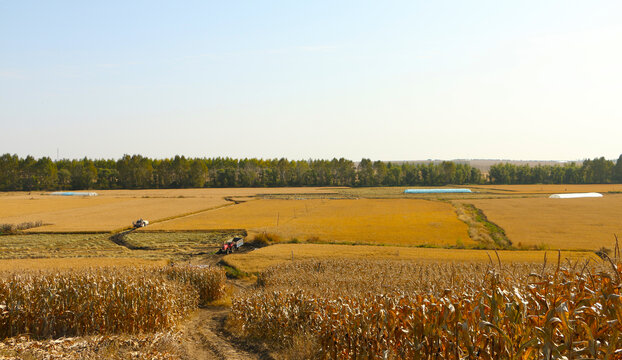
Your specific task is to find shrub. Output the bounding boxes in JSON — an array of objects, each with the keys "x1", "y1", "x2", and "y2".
[
  {"x1": 251, "y1": 232, "x2": 283, "y2": 247},
  {"x1": 0, "y1": 221, "x2": 44, "y2": 235}
]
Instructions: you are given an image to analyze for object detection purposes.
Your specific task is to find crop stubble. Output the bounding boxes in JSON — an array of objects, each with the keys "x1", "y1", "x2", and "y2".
[{"x1": 0, "y1": 187, "x2": 335, "y2": 232}]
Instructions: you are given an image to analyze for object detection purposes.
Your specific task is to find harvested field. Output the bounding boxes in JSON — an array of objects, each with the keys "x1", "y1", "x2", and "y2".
[
  {"x1": 222, "y1": 243, "x2": 596, "y2": 273},
  {"x1": 0, "y1": 187, "x2": 338, "y2": 199},
  {"x1": 0, "y1": 231, "x2": 235, "y2": 260},
  {"x1": 0, "y1": 197, "x2": 123, "y2": 218},
  {"x1": 0, "y1": 197, "x2": 229, "y2": 232},
  {"x1": 0, "y1": 187, "x2": 336, "y2": 232},
  {"x1": 467, "y1": 184, "x2": 622, "y2": 194},
  {"x1": 0, "y1": 233, "x2": 127, "y2": 259},
  {"x1": 150, "y1": 199, "x2": 471, "y2": 247},
  {"x1": 458, "y1": 194, "x2": 622, "y2": 250},
  {"x1": 339, "y1": 185, "x2": 622, "y2": 199},
  {"x1": 92, "y1": 187, "x2": 339, "y2": 197},
  {"x1": 337, "y1": 186, "x2": 506, "y2": 200},
  {"x1": 120, "y1": 231, "x2": 235, "y2": 256}
]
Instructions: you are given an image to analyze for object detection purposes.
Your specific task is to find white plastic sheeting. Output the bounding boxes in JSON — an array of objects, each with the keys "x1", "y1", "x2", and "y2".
[{"x1": 549, "y1": 193, "x2": 603, "y2": 199}]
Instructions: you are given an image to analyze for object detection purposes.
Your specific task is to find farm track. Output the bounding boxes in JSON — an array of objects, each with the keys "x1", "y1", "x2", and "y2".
[
  {"x1": 107, "y1": 195, "x2": 254, "y2": 250},
  {"x1": 109, "y1": 228, "x2": 151, "y2": 250},
  {"x1": 180, "y1": 275, "x2": 272, "y2": 360},
  {"x1": 180, "y1": 307, "x2": 261, "y2": 360},
  {"x1": 146, "y1": 201, "x2": 237, "y2": 228}
]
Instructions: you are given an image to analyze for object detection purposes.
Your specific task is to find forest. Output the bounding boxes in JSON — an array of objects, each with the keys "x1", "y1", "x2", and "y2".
[{"x1": 0, "y1": 153, "x2": 620, "y2": 191}]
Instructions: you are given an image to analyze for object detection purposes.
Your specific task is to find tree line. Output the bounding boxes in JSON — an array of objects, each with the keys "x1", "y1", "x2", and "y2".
[
  {"x1": 0, "y1": 153, "x2": 619, "y2": 191},
  {"x1": 489, "y1": 156, "x2": 622, "y2": 184}
]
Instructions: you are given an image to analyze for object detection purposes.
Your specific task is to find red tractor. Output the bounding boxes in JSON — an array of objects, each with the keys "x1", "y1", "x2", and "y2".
[{"x1": 218, "y1": 237, "x2": 244, "y2": 254}]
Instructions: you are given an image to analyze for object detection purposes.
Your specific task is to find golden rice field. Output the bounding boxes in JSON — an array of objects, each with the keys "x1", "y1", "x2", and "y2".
[
  {"x1": 0, "y1": 187, "x2": 335, "y2": 232},
  {"x1": 222, "y1": 243, "x2": 597, "y2": 273},
  {"x1": 467, "y1": 184, "x2": 622, "y2": 194},
  {"x1": 150, "y1": 199, "x2": 471, "y2": 247},
  {"x1": 0, "y1": 187, "x2": 338, "y2": 199},
  {"x1": 0, "y1": 197, "x2": 228, "y2": 232},
  {"x1": 459, "y1": 194, "x2": 622, "y2": 250},
  {"x1": 2, "y1": 186, "x2": 620, "y2": 253}
]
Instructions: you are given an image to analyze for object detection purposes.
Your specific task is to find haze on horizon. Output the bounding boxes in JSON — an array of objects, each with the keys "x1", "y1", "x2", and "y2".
[{"x1": 1, "y1": 1, "x2": 621, "y2": 162}]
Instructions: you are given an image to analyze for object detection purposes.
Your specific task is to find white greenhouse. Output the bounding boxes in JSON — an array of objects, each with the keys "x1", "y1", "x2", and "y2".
[{"x1": 549, "y1": 192, "x2": 603, "y2": 199}]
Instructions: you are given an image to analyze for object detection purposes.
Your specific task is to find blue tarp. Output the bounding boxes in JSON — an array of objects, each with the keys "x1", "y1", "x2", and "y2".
[
  {"x1": 404, "y1": 189, "x2": 472, "y2": 194},
  {"x1": 49, "y1": 192, "x2": 98, "y2": 196}
]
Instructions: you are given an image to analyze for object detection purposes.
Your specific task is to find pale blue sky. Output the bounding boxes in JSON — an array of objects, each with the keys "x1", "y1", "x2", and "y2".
[{"x1": 1, "y1": 1, "x2": 621, "y2": 161}]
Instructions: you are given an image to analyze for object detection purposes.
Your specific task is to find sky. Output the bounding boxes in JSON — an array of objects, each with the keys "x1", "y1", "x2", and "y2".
[{"x1": 1, "y1": 1, "x2": 622, "y2": 161}]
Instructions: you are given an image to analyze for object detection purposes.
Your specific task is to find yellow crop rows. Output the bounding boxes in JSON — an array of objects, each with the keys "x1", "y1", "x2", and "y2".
[
  {"x1": 151, "y1": 199, "x2": 471, "y2": 247},
  {"x1": 223, "y1": 243, "x2": 597, "y2": 273},
  {"x1": 459, "y1": 194, "x2": 622, "y2": 250}
]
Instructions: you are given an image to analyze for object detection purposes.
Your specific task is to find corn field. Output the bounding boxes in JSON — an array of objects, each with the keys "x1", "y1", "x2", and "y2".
[
  {"x1": 231, "y1": 258, "x2": 622, "y2": 359},
  {"x1": 159, "y1": 264, "x2": 227, "y2": 306},
  {"x1": 0, "y1": 265, "x2": 226, "y2": 339}
]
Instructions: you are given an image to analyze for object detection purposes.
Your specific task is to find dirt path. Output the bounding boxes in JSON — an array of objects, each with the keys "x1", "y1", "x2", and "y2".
[
  {"x1": 179, "y1": 307, "x2": 258, "y2": 360},
  {"x1": 178, "y1": 273, "x2": 272, "y2": 360}
]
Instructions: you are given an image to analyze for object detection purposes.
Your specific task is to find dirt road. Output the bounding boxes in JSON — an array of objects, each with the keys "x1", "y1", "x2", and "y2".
[
  {"x1": 179, "y1": 307, "x2": 251, "y2": 360},
  {"x1": 178, "y1": 267, "x2": 272, "y2": 360}
]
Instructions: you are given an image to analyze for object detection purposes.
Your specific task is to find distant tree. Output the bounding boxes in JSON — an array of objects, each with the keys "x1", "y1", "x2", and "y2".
[
  {"x1": 583, "y1": 157, "x2": 614, "y2": 183},
  {"x1": 3, "y1": 153, "x2": 613, "y2": 190},
  {"x1": 372, "y1": 161, "x2": 387, "y2": 186},
  {"x1": 357, "y1": 159, "x2": 374, "y2": 186},
  {"x1": 441, "y1": 161, "x2": 456, "y2": 184},
  {"x1": 187, "y1": 160, "x2": 208, "y2": 188},
  {"x1": 386, "y1": 165, "x2": 402, "y2": 186},
  {"x1": 469, "y1": 167, "x2": 483, "y2": 184},
  {"x1": 17, "y1": 155, "x2": 35, "y2": 190},
  {"x1": 33, "y1": 157, "x2": 57, "y2": 189},
  {"x1": 117, "y1": 155, "x2": 152, "y2": 188},
  {"x1": 0, "y1": 154, "x2": 20, "y2": 191},
  {"x1": 70, "y1": 158, "x2": 98, "y2": 189},
  {"x1": 614, "y1": 154, "x2": 622, "y2": 183},
  {"x1": 57, "y1": 168, "x2": 72, "y2": 189},
  {"x1": 97, "y1": 168, "x2": 119, "y2": 189}
]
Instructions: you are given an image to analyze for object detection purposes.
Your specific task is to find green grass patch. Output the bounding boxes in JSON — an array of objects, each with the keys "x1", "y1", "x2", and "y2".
[{"x1": 461, "y1": 203, "x2": 511, "y2": 249}]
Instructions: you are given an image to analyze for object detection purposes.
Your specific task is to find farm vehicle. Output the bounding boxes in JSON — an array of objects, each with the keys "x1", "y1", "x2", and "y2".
[
  {"x1": 132, "y1": 219, "x2": 149, "y2": 228},
  {"x1": 218, "y1": 236, "x2": 244, "y2": 254}
]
